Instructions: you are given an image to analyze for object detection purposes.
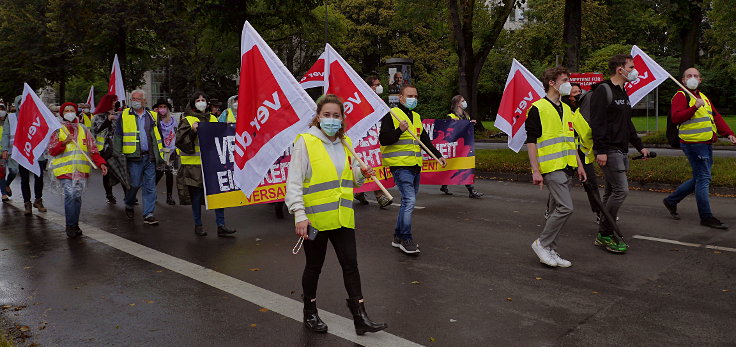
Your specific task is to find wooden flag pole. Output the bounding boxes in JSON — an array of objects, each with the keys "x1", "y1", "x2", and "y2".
[
  {"x1": 667, "y1": 74, "x2": 697, "y2": 99},
  {"x1": 341, "y1": 139, "x2": 393, "y2": 201},
  {"x1": 387, "y1": 108, "x2": 443, "y2": 165},
  {"x1": 60, "y1": 125, "x2": 98, "y2": 169}
]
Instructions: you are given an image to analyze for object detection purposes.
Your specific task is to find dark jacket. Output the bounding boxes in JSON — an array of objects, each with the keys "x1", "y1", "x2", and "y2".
[
  {"x1": 589, "y1": 80, "x2": 643, "y2": 154},
  {"x1": 113, "y1": 108, "x2": 164, "y2": 164},
  {"x1": 175, "y1": 111, "x2": 212, "y2": 188},
  {"x1": 379, "y1": 104, "x2": 442, "y2": 172}
]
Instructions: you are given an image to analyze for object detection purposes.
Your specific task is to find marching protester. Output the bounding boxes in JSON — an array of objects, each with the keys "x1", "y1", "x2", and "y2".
[
  {"x1": 663, "y1": 67, "x2": 736, "y2": 229},
  {"x1": 525, "y1": 67, "x2": 587, "y2": 267},
  {"x1": 93, "y1": 94, "x2": 128, "y2": 204},
  {"x1": 48, "y1": 102, "x2": 108, "y2": 238},
  {"x1": 285, "y1": 94, "x2": 387, "y2": 335},
  {"x1": 153, "y1": 98, "x2": 178, "y2": 205},
  {"x1": 176, "y1": 91, "x2": 237, "y2": 237},
  {"x1": 589, "y1": 54, "x2": 651, "y2": 253},
  {"x1": 562, "y1": 83, "x2": 582, "y2": 111},
  {"x1": 78, "y1": 103, "x2": 94, "y2": 128},
  {"x1": 353, "y1": 75, "x2": 393, "y2": 209},
  {"x1": 379, "y1": 85, "x2": 446, "y2": 255},
  {"x1": 218, "y1": 95, "x2": 237, "y2": 123},
  {"x1": 440, "y1": 94, "x2": 483, "y2": 199},
  {"x1": 209, "y1": 98, "x2": 222, "y2": 118},
  {"x1": 0, "y1": 102, "x2": 15, "y2": 202},
  {"x1": 114, "y1": 90, "x2": 164, "y2": 225}
]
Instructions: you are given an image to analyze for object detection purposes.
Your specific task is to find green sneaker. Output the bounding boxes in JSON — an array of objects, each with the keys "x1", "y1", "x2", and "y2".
[{"x1": 594, "y1": 233, "x2": 628, "y2": 253}]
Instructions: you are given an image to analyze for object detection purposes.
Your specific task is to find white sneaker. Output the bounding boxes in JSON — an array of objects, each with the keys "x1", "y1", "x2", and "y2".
[
  {"x1": 531, "y1": 239, "x2": 557, "y2": 267},
  {"x1": 549, "y1": 249, "x2": 572, "y2": 268}
]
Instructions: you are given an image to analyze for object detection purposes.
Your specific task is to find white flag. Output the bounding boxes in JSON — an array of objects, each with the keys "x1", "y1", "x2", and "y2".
[
  {"x1": 625, "y1": 45, "x2": 669, "y2": 106},
  {"x1": 11, "y1": 83, "x2": 62, "y2": 176}
]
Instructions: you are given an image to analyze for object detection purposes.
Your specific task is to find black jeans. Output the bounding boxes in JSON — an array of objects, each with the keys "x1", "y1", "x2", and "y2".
[
  {"x1": 102, "y1": 172, "x2": 126, "y2": 197},
  {"x1": 302, "y1": 227, "x2": 362, "y2": 299},
  {"x1": 19, "y1": 160, "x2": 46, "y2": 203},
  {"x1": 155, "y1": 169, "x2": 174, "y2": 196}
]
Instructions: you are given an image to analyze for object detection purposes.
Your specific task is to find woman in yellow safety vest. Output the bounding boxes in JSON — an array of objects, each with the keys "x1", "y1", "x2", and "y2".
[
  {"x1": 440, "y1": 95, "x2": 483, "y2": 198},
  {"x1": 48, "y1": 102, "x2": 108, "y2": 238},
  {"x1": 175, "y1": 91, "x2": 236, "y2": 237},
  {"x1": 285, "y1": 94, "x2": 387, "y2": 336}
]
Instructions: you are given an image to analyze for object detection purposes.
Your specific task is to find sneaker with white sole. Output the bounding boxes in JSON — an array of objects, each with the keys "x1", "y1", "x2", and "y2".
[
  {"x1": 549, "y1": 249, "x2": 572, "y2": 268},
  {"x1": 393, "y1": 238, "x2": 420, "y2": 254},
  {"x1": 531, "y1": 239, "x2": 557, "y2": 267}
]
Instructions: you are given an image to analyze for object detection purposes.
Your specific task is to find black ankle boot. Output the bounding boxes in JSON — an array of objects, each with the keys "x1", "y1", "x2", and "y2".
[
  {"x1": 303, "y1": 297, "x2": 328, "y2": 332},
  {"x1": 346, "y1": 297, "x2": 387, "y2": 335}
]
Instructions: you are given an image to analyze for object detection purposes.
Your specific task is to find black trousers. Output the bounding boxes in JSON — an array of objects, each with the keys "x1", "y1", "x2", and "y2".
[
  {"x1": 302, "y1": 227, "x2": 362, "y2": 299},
  {"x1": 19, "y1": 160, "x2": 46, "y2": 203},
  {"x1": 155, "y1": 169, "x2": 174, "y2": 196},
  {"x1": 102, "y1": 172, "x2": 127, "y2": 197}
]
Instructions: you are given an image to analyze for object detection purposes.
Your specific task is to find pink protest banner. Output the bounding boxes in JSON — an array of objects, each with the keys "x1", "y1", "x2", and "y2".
[{"x1": 569, "y1": 73, "x2": 603, "y2": 91}]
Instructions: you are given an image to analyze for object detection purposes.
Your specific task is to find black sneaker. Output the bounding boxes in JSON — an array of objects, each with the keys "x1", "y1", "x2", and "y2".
[
  {"x1": 106, "y1": 195, "x2": 117, "y2": 205},
  {"x1": 125, "y1": 207, "x2": 134, "y2": 219},
  {"x1": 217, "y1": 226, "x2": 237, "y2": 236},
  {"x1": 391, "y1": 237, "x2": 402, "y2": 248},
  {"x1": 440, "y1": 186, "x2": 453, "y2": 195},
  {"x1": 355, "y1": 193, "x2": 369, "y2": 205},
  {"x1": 700, "y1": 217, "x2": 728, "y2": 230},
  {"x1": 662, "y1": 199, "x2": 680, "y2": 220},
  {"x1": 194, "y1": 225, "x2": 207, "y2": 236},
  {"x1": 143, "y1": 215, "x2": 159, "y2": 225},
  {"x1": 166, "y1": 195, "x2": 176, "y2": 205},
  {"x1": 469, "y1": 190, "x2": 483, "y2": 199},
  {"x1": 66, "y1": 225, "x2": 82, "y2": 238},
  {"x1": 398, "y1": 239, "x2": 420, "y2": 254}
]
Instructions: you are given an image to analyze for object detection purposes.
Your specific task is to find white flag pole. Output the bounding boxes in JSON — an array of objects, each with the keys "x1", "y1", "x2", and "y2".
[{"x1": 341, "y1": 139, "x2": 393, "y2": 201}]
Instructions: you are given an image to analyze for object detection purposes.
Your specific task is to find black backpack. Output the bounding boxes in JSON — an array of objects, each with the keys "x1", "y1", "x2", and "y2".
[
  {"x1": 665, "y1": 92, "x2": 689, "y2": 149},
  {"x1": 576, "y1": 82, "x2": 612, "y2": 123}
]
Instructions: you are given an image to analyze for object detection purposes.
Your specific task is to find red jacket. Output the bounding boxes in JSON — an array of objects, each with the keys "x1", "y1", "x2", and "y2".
[
  {"x1": 671, "y1": 89, "x2": 734, "y2": 144},
  {"x1": 48, "y1": 121, "x2": 107, "y2": 179}
]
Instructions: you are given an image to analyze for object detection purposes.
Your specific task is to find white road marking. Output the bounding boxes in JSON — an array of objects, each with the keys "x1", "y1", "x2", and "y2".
[
  {"x1": 633, "y1": 235, "x2": 736, "y2": 253},
  {"x1": 13, "y1": 202, "x2": 422, "y2": 347},
  {"x1": 365, "y1": 200, "x2": 425, "y2": 209}
]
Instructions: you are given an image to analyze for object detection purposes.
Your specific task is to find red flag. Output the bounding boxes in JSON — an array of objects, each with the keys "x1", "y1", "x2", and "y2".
[
  {"x1": 323, "y1": 43, "x2": 390, "y2": 141},
  {"x1": 299, "y1": 51, "x2": 326, "y2": 90},
  {"x1": 107, "y1": 54, "x2": 126, "y2": 103},
  {"x1": 625, "y1": 45, "x2": 669, "y2": 106},
  {"x1": 233, "y1": 21, "x2": 315, "y2": 197},
  {"x1": 86, "y1": 85, "x2": 96, "y2": 112},
  {"x1": 494, "y1": 59, "x2": 545, "y2": 152},
  {"x1": 11, "y1": 83, "x2": 62, "y2": 176}
]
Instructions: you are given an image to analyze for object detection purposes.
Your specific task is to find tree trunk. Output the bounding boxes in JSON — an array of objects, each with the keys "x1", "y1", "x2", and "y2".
[
  {"x1": 563, "y1": 0, "x2": 582, "y2": 72},
  {"x1": 58, "y1": 72, "x2": 66, "y2": 104},
  {"x1": 678, "y1": 0, "x2": 703, "y2": 74}
]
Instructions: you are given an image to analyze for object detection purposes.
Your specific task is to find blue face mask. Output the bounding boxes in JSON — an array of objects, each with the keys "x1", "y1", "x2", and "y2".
[
  {"x1": 319, "y1": 117, "x2": 342, "y2": 136},
  {"x1": 403, "y1": 97, "x2": 417, "y2": 110}
]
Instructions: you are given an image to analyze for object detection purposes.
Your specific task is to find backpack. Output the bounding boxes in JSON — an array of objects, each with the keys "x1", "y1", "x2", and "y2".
[
  {"x1": 576, "y1": 82, "x2": 612, "y2": 123},
  {"x1": 665, "y1": 92, "x2": 689, "y2": 149}
]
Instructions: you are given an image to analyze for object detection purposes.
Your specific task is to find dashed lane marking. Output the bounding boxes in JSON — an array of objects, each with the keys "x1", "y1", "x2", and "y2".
[{"x1": 633, "y1": 234, "x2": 736, "y2": 253}]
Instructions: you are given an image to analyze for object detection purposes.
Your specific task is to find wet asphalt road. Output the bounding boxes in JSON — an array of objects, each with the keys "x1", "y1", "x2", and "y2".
[{"x1": 1, "y1": 173, "x2": 735, "y2": 346}]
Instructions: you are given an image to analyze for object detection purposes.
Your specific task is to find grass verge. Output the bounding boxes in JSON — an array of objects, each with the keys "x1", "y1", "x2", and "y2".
[
  {"x1": 0, "y1": 333, "x2": 14, "y2": 347},
  {"x1": 476, "y1": 149, "x2": 736, "y2": 188}
]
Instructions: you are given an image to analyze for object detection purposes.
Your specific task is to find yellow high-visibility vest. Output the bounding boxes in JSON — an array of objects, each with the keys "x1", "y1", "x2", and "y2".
[
  {"x1": 82, "y1": 113, "x2": 93, "y2": 128},
  {"x1": 380, "y1": 107, "x2": 423, "y2": 167},
  {"x1": 121, "y1": 108, "x2": 163, "y2": 158},
  {"x1": 572, "y1": 109, "x2": 594, "y2": 164},
  {"x1": 299, "y1": 133, "x2": 355, "y2": 231},
  {"x1": 51, "y1": 124, "x2": 91, "y2": 177},
  {"x1": 675, "y1": 91, "x2": 717, "y2": 142},
  {"x1": 226, "y1": 108, "x2": 236, "y2": 123},
  {"x1": 531, "y1": 99, "x2": 577, "y2": 174},
  {"x1": 178, "y1": 114, "x2": 218, "y2": 165}
]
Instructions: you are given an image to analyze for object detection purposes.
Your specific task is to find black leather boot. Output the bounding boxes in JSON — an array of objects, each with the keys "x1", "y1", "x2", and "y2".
[
  {"x1": 346, "y1": 297, "x2": 387, "y2": 335},
  {"x1": 303, "y1": 297, "x2": 328, "y2": 332}
]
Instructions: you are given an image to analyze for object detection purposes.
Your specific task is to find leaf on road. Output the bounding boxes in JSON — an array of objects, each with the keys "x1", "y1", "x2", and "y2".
[
  {"x1": 155, "y1": 270, "x2": 163, "y2": 273},
  {"x1": 410, "y1": 281, "x2": 421, "y2": 285},
  {"x1": 449, "y1": 319, "x2": 457, "y2": 323},
  {"x1": 249, "y1": 323, "x2": 257, "y2": 327},
  {"x1": 19, "y1": 325, "x2": 30, "y2": 332},
  {"x1": 249, "y1": 268, "x2": 261, "y2": 272},
  {"x1": 713, "y1": 251, "x2": 722, "y2": 254},
  {"x1": 258, "y1": 308, "x2": 269, "y2": 312},
  {"x1": 722, "y1": 289, "x2": 730, "y2": 292},
  {"x1": 506, "y1": 297, "x2": 513, "y2": 301},
  {"x1": 23, "y1": 266, "x2": 32, "y2": 270},
  {"x1": 145, "y1": 300, "x2": 155, "y2": 304},
  {"x1": 428, "y1": 337, "x2": 436, "y2": 342},
  {"x1": 128, "y1": 303, "x2": 136, "y2": 307},
  {"x1": 591, "y1": 291, "x2": 600, "y2": 294},
  {"x1": 535, "y1": 277, "x2": 542, "y2": 280}
]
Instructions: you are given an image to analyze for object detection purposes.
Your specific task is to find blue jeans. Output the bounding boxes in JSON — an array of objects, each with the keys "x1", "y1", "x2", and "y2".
[
  {"x1": 125, "y1": 158, "x2": 157, "y2": 218},
  {"x1": 665, "y1": 142, "x2": 713, "y2": 220},
  {"x1": 392, "y1": 168, "x2": 421, "y2": 240},
  {"x1": 0, "y1": 165, "x2": 17, "y2": 196},
  {"x1": 188, "y1": 186, "x2": 225, "y2": 227},
  {"x1": 60, "y1": 179, "x2": 85, "y2": 227}
]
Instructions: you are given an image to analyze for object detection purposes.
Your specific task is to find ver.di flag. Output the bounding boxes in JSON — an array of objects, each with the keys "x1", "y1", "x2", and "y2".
[
  {"x1": 495, "y1": 59, "x2": 545, "y2": 152},
  {"x1": 233, "y1": 21, "x2": 316, "y2": 197},
  {"x1": 322, "y1": 43, "x2": 391, "y2": 141},
  {"x1": 299, "y1": 51, "x2": 326, "y2": 90},
  {"x1": 107, "y1": 54, "x2": 126, "y2": 103},
  {"x1": 11, "y1": 83, "x2": 62, "y2": 176},
  {"x1": 86, "y1": 85, "x2": 96, "y2": 112},
  {"x1": 625, "y1": 45, "x2": 669, "y2": 105}
]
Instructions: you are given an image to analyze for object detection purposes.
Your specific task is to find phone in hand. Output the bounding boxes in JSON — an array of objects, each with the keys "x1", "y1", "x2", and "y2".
[{"x1": 307, "y1": 225, "x2": 319, "y2": 240}]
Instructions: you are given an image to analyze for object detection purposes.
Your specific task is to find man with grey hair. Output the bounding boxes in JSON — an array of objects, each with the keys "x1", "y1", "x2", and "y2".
[{"x1": 114, "y1": 90, "x2": 164, "y2": 225}]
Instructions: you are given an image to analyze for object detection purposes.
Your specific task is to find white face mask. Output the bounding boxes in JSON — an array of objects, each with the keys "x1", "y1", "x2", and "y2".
[
  {"x1": 621, "y1": 67, "x2": 639, "y2": 82},
  {"x1": 557, "y1": 82, "x2": 572, "y2": 96},
  {"x1": 232, "y1": 102, "x2": 238, "y2": 111},
  {"x1": 460, "y1": 100, "x2": 467, "y2": 109},
  {"x1": 374, "y1": 85, "x2": 384, "y2": 94},
  {"x1": 83, "y1": 108, "x2": 90, "y2": 113},
  {"x1": 195, "y1": 101, "x2": 207, "y2": 112},
  {"x1": 686, "y1": 77, "x2": 699, "y2": 90},
  {"x1": 131, "y1": 101, "x2": 143, "y2": 110},
  {"x1": 0, "y1": 110, "x2": 6, "y2": 117},
  {"x1": 63, "y1": 112, "x2": 77, "y2": 121}
]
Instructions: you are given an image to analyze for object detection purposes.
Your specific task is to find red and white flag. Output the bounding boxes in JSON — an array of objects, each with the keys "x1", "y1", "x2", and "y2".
[
  {"x1": 107, "y1": 54, "x2": 126, "y2": 103},
  {"x1": 322, "y1": 43, "x2": 390, "y2": 141},
  {"x1": 300, "y1": 51, "x2": 326, "y2": 90},
  {"x1": 495, "y1": 59, "x2": 545, "y2": 152},
  {"x1": 233, "y1": 21, "x2": 316, "y2": 197},
  {"x1": 625, "y1": 45, "x2": 669, "y2": 106},
  {"x1": 86, "y1": 85, "x2": 96, "y2": 111},
  {"x1": 11, "y1": 83, "x2": 62, "y2": 176}
]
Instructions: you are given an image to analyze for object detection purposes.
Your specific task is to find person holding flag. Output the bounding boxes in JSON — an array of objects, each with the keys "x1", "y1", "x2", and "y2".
[
  {"x1": 286, "y1": 94, "x2": 387, "y2": 335},
  {"x1": 218, "y1": 95, "x2": 238, "y2": 123},
  {"x1": 589, "y1": 54, "x2": 651, "y2": 253},
  {"x1": 48, "y1": 102, "x2": 108, "y2": 238},
  {"x1": 663, "y1": 68, "x2": 736, "y2": 229},
  {"x1": 176, "y1": 91, "x2": 237, "y2": 237},
  {"x1": 525, "y1": 67, "x2": 586, "y2": 267},
  {"x1": 440, "y1": 94, "x2": 483, "y2": 199},
  {"x1": 379, "y1": 85, "x2": 446, "y2": 255}
]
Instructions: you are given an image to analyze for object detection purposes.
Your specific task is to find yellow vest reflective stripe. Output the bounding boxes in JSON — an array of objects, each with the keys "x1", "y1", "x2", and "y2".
[
  {"x1": 226, "y1": 108, "x2": 236, "y2": 123},
  {"x1": 0, "y1": 125, "x2": 3, "y2": 151},
  {"x1": 121, "y1": 108, "x2": 163, "y2": 157},
  {"x1": 95, "y1": 130, "x2": 106, "y2": 151},
  {"x1": 52, "y1": 124, "x2": 91, "y2": 176},
  {"x1": 380, "y1": 108, "x2": 423, "y2": 167},
  {"x1": 300, "y1": 133, "x2": 355, "y2": 231},
  {"x1": 675, "y1": 91, "x2": 717, "y2": 142},
  {"x1": 532, "y1": 99, "x2": 577, "y2": 174},
  {"x1": 572, "y1": 109, "x2": 594, "y2": 164},
  {"x1": 447, "y1": 113, "x2": 460, "y2": 120},
  {"x1": 82, "y1": 113, "x2": 93, "y2": 128},
  {"x1": 178, "y1": 115, "x2": 218, "y2": 165}
]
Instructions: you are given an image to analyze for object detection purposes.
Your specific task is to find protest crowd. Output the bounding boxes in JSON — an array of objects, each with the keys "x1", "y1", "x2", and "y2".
[{"x1": 1, "y1": 22, "x2": 735, "y2": 336}]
